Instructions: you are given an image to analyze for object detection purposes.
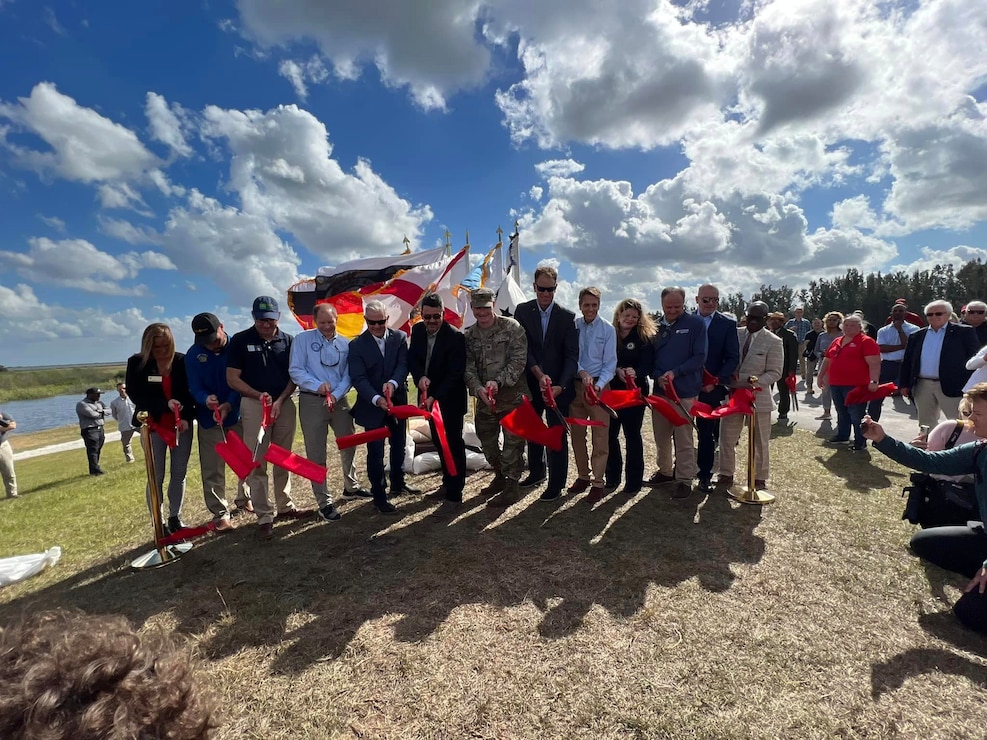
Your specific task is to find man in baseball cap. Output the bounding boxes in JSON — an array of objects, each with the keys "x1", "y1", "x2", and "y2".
[{"x1": 252, "y1": 296, "x2": 280, "y2": 320}]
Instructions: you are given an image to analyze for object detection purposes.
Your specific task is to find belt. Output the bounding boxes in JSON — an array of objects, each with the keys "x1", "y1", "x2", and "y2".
[
  {"x1": 918, "y1": 376, "x2": 940, "y2": 381},
  {"x1": 300, "y1": 391, "x2": 323, "y2": 396}
]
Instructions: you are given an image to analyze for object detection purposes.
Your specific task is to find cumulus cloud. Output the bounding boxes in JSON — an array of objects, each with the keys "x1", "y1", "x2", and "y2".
[
  {"x1": 145, "y1": 92, "x2": 194, "y2": 157},
  {"x1": 0, "y1": 237, "x2": 175, "y2": 295},
  {"x1": 535, "y1": 159, "x2": 585, "y2": 178},
  {"x1": 890, "y1": 245, "x2": 987, "y2": 276},
  {"x1": 236, "y1": 0, "x2": 491, "y2": 109},
  {"x1": 278, "y1": 56, "x2": 330, "y2": 100}
]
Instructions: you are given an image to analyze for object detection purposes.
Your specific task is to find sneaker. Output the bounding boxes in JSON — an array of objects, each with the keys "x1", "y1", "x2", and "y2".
[
  {"x1": 256, "y1": 522, "x2": 274, "y2": 541},
  {"x1": 647, "y1": 472, "x2": 676, "y2": 486},
  {"x1": 343, "y1": 487, "x2": 373, "y2": 499},
  {"x1": 815, "y1": 413, "x2": 832, "y2": 420},
  {"x1": 393, "y1": 483, "x2": 422, "y2": 496},
  {"x1": 276, "y1": 508, "x2": 316, "y2": 520},
  {"x1": 826, "y1": 436, "x2": 850, "y2": 444},
  {"x1": 697, "y1": 478, "x2": 713, "y2": 493},
  {"x1": 318, "y1": 504, "x2": 342, "y2": 521},
  {"x1": 671, "y1": 482, "x2": 693, "y2": 500},
  {"x1": 431, "y1": 500, "x2": 463, "y2": 519},
  {"x1": 567, "y1": 479, "x2": 591, "y2": 495},
  {"x1": 585, "y1": 486, "x2": 606, "y2": 504},
  {"x1": 539, "y1": 488, "x2": 562, "y2": 502},
  {"x1": 519, "y1": 473, "x2": 546, "y2": 489},
  {"x1": 213, "y1": 517, "x2": 234, "y2": 532}
]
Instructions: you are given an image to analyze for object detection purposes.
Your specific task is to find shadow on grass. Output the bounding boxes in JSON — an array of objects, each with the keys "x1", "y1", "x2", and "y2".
[
  {"x1": 870, "y1": 642, "x2": 987, "y2": 699},
  {"x1": 0, "y1": 475, "x2": 765, "y2": 676}
]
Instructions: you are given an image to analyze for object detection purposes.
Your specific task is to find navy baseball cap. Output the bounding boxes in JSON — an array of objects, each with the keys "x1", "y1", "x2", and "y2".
[{"x1": 252, "y1": 296, "x2": 279, "y2": 320}]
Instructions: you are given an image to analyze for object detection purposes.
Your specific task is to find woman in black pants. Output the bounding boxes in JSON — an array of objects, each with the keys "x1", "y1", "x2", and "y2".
[
  {"x1": 605, "y1": 298, "x2": 656, "y2": 495},
  {"x1": 863, "y1": 382, "x2": 987, "y2": 632}
]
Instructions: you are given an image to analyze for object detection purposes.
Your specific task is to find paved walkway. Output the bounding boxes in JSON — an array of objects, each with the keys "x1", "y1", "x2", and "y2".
[{"x1": 14, "y1": 430, "x2": 122, "y2": 461}]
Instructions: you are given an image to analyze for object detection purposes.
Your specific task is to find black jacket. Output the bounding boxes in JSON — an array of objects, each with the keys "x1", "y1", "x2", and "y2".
[
  {"x1": 125, "y1": 353, "x2": 196, "y2": 427},
  {"x1": 899, "y1": 323, "x2": 980, "y2": 397},
  {"x1": 514, "y1": 300, "x2": 579, "y2": 399},
  {"x1": 409, "y1": 321, "x2": 467, "y2": 417}
]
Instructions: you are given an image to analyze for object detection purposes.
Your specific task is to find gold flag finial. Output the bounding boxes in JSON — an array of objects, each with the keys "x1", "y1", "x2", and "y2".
[
  {"x1": 402, "y1": 235, "x2": 411, "y2": 254},
  {"x1": 496, "y1": 225, "x2": 503, "y2": 244}
]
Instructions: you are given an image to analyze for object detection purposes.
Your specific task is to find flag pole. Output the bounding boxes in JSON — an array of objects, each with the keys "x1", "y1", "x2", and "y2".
[
  {"x1": 444, "y1": 229, "x2": 452, "y2": 257},
  {"x1": 510, "y1": 220, "x2": 521, "y2": 283}
]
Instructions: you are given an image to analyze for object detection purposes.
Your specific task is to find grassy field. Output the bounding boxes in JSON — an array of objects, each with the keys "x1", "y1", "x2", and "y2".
[
  {"x1": 1, "y1": 421, "x2": 985, "y2": 738},
  {"x1": 0, "y1": 365, "x2": 127, "y2": 402}
]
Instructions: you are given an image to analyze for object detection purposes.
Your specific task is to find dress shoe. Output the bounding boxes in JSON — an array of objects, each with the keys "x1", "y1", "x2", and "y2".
[
  {"x1": 850, "y1": 440, "x2": 867, "y2": 451},
  {"x1": 275, "y1": 508, "x2": 315, "y2": 520},
  {"x1": 90, "y1": 469, "x2": 106, "y2": 476},
  {"x1": 716, "y1": 475, "x2": 734, "y2": 488},
  {"x1": 647, "y1": 472, "x2": 675, "y2": 486},
  {"x1": 567, "y1": 479, "x2": 591, "y2": 495},
  {"x1": 604, "y1": 480, "x2": 620, "y2": 492},
  {"x1": 168, "y1": 515, "x2": 186, "y2": 532},
  {"x1": 826, "y1": 436, "x2": 850, "y2": 444},
  {"x1": 393, "y1": 483, "x2": 422, "y2": 496},
  {"x1": 478, "y1": 474, "x2": 507, "y2": 500},
  {"x1": 671, "y1": 481, "x2": 693, "y2": 500},
  {"x1": 425, "y1": 486, "x2": 448, "y2": 500},
  {"x1": 621, "y1": 483, "x2": 642, "y2": 495},
  {"x1": 585, "y1": 486, "x2": 606, "y2": 505},
  {"x1": 519, "y1": 473, "x2": 546, "y2": 489},
  {"x1": 753, "y1": 479, "x2": 767, "y2": 490},
  {"x1": 234, "y1": 500, "x2": 255, "y2": 515},
  {"x1": 375, "y1": 501, "x2": 399, "y2": 514},
  {"x1": 539, "y1": 488, "x2": 562, "y2": 502},
  {"x1": 697, "y1": 478, "x2": 713, "y2": 493},
  {"x1": 344, "y1": 487, "x2": 373, "y2": 499},
  {"x1": 256, "y1": 522, "x2": 274, "y2": 541},
  {"x1": 213, "y1": 517, "x2": 234, "y2": 532},
  {"x1": 431, "y1": 500, "x2": 463, "y2": 519}
]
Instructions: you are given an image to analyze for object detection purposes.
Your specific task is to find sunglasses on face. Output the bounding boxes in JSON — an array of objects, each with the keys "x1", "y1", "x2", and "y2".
[
  {"x1": 421, "y1": 313, "x2": 443, "y2": 322},
  {"x1": 966, "y1": 310, "x2": 985, "y2": 315},
  {"x1": 745, "y1": 315, "x2": 765, "y2": 322},
  {"x1": 926, "y1": 311, "x2": 946, "y2": 317},
  {"x1": 366, "y1": 319, "x2": 387, "y2": 326},
  {"x1": 536, "y1": 285, "x2": 557, "y2": 293},
  {"x1": 701, "y1": 297, "x2": 719, "y2": 303}
]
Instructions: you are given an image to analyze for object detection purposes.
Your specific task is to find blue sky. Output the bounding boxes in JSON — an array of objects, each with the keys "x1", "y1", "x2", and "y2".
[{"x1": 1, "y1": 0, "x2": 986, "y2": 366}]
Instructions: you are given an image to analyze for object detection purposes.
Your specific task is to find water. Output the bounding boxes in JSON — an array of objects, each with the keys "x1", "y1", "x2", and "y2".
[{"x1": 0, "y1": 394, "x2": 95, "y2": 434}]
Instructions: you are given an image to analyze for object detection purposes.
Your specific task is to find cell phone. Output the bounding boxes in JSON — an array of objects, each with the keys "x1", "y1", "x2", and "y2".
[{"x1": 919, "y1": 425, "x2": 931, "y2": 436}]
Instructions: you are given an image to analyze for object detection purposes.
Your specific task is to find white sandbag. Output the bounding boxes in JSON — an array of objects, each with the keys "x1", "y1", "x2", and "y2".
[
  {"x1": 384, "y1": 434, "x2": 419, "y2": 474},
  {"x1": 466, "y1": 450, "x2": 491, "y2": 471},
  {"x1": 412, "y1": 452, "x2": 443, "y2": 474},
  {"x1": 463, "y1": 422, "x2": 480, "y2": 448},
  {"x1": 0, "y1": 546, "x2": 62, "y2": 587}
]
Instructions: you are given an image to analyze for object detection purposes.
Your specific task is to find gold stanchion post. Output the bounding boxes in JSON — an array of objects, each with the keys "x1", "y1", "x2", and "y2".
[
  {"x1": 728, "y1": 375, "x2": 775, "y2": 505},
  {"x1": 131, "y1": 412, "x2": 192, "y2": 569}
]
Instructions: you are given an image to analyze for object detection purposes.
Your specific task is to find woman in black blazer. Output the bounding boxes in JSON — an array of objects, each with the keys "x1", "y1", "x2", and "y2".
[
  {"x1": 605, "y1": 298, "x2": 657, "y2": 494},
  {"x1": 126, "y1": 323, "x2": 196, "y2": 533}
]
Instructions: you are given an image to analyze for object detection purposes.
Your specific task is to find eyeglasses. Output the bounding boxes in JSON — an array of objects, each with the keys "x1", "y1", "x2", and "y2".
[
  {"x1": 745, "y1": 315, "x2": 765, "y2": 321},
  {"x1": 320, "y1": 341, "x2": 340, "y2": 368},
  {"x1": 421, "y1": 313, "x2": 443, "y2": 322},
  {"x1": 366, "y1": 319, "x2": 387, "y2": 326},
  {"x1": 536, "y1": 285, "x2": 557, "y2": 293},
  {"x1": 966, "y1": 310, "x2": 985, "y2": 315},
  {"x1": 926, "y1": 311, "x2": 946, "y2": 317},
  {"x1": 701, "y1": 297, "x2": 719, "y2": 303},
  {"x1": 254, "y1": 318, "x2": 277, "y2": 324}
]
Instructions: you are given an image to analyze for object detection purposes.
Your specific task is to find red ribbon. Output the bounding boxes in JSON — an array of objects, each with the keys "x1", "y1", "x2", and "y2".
[
  {"x1": 388, "y1": 404, "x2": 432, "y2": 420},
  {"x1": 384, "y1": 383, "x2": 393, "y2": 410},
  {"x1": 845, "y1": 382, "x2": 897, "y2": 405},
  {"x1": 264, "y1": 444, "x2": 328, "y2": 482},
  {"x1": 157, "y1": 521, "x2": 217, "y2": 546},
  {"x1": 600, "y1": 388, "x2": 644, "y2": 410},
  {"x1": 566, "y1": 417, "x2": 606, "y2": 427},
  {"x1": 430, "y1": 401, "x2": 457, "y2": 477},
  {"x1": 336, "y1": 426, "x2": 391, "y2": 450},
  {"x1": 215, "y1": 430, "x2": 261, "y2": 479},
  {"x1": 691, "y1": 387, "x2": 758, "y2": 419},
  {"x1": 501, "y1": 396, "x2": 565, "y2": 451},
  {"x1": 149, "y1": 414, "x2": 178, "y2": 449},
  {"x1": 784, "y1": 373, "x2": 797, "y2": 393},
  {"x1": 644, "y1": 395, "x2": 691, "y2": 427}
]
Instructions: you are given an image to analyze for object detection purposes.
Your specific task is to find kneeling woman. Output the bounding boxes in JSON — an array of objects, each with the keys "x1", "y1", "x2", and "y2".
[
  {"x1": 126, "y1": 323, "x2": 195, "y2": 533},
  {"x1": 863, "y1": 383, "x2": 987, "y2": 632}
]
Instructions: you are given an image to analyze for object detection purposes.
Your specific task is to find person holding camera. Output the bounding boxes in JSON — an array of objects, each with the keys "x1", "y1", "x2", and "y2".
[{"x1": 863, "y1": 383, "x2": 987, "y2": 632}]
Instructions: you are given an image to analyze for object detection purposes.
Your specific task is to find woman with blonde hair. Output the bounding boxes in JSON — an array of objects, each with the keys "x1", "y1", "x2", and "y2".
[
  {"x1": 604, "y1": 298, "x2": 656, "y2": 494},
  {"x1": 126, "y1": 323, "x2": 195, "y2": 533},
  {"x1": 811, "y1": 311, "x2": 844, "y2": 420}
]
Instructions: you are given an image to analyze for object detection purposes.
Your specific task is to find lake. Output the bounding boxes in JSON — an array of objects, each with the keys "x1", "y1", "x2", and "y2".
[{"x1": 0, "y1": 393, "x2": 105, "y2": 434}]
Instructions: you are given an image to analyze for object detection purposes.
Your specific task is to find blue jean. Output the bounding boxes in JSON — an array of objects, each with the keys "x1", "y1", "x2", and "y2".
[{"x1": 830, "y1": 385, "x2": 865, "y2": 443}]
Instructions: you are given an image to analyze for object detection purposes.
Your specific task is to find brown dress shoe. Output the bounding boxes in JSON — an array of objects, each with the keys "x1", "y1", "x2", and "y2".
[
  {"x1": 567, "y1": 479, "x2": 591, "y2": 494},
  {"x1": 213, "y1": 518, "x2": 234, "y2": 532},
  {"x1": 256, "y1": 522, "x2": 274, "y2": 540},
  {"x1": 585, "y1": 486, "x2": 606, "y2": 504}
]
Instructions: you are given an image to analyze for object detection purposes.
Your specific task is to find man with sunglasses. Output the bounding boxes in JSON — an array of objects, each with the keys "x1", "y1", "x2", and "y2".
[
  {"x1": 514, "y1": 265, "x2": 579, "y2": 501},
  {"x1": 409, "y1": 293, "x2": 468, "y2": 516},
  {"x1": 961, "y1": 301, "x2": 987, "y2": 346},
  {"x1": 228, "y1": 296, "x2": 313, "y2": 540},
  {"x1": 869, "y1": 303, "x2": 920, "y2": 420},
  {"x1": 349, "y1": 299, "x2": 416, "y2": 514},
  {"x1": 899, "y1": 299, "x2": 980, "y2": 431},
  {"x1": 717, "y1": 301, "x2": 783, "y2": 490},
  {"x1": 290, "y1": 303, "x2": 371, "y2": 522},
  {"x1": 186, "y1": 312, "x2": 249, "y2": 531},
  {"x1": 693, "y1": 284, "x2": 740, "y2": 493}
]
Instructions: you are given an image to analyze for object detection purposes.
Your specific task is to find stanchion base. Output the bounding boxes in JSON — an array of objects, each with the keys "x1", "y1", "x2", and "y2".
[
  {"x1": 728, "y1": 485, "x2": 776, "y2": 505},
  {"x1": 131, "y1": 542, "x2": 193, "y2": 570}
]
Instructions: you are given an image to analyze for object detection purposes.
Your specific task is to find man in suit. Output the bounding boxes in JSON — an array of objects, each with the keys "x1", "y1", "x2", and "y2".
[
  {"x1": 768, "y1": 312, "x2": 799, "y2": 422},
  {"x1": 717, "y1": 302, "x2": 783, "y2": 490},
  {"x1": 960, "y1": 300, "x2": 987, "y2": 346},
  {"x1": 899, "y1": 299, "x2": 980, "y2": 430},
  {"x1": 348, "y1": 299, "x2": 417, "y2": 514},
  {"x1": 409, "y1": 293, "x2": 468, "y2": 518},
  {"x1": 513, "y1": 264, "x2": 579, "y2": 501},
  {"x1": 694, "y1": 284, "x2": 740, "y2": 493}
]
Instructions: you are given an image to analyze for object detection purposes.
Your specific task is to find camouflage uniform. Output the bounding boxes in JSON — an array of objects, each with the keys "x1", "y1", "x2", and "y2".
[{"x1": 465, "y1": 315, "x2": 528, "y2": 481}]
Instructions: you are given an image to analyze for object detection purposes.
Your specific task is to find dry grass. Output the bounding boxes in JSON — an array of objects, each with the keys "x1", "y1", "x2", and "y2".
[{"x1": 2, "y1": 419, "x2": 986, "y2": 739}]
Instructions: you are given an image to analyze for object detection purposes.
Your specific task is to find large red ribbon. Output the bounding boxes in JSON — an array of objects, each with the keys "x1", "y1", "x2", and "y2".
[
  {"x1": 600, "y1": 388, "x2": 644, "y2": 410},
  {"x1": 264, "y1": 444, "x2": 328, "y2": 483},
  {"x1": 336, "y1": 426, "x2": 391, "y2": 450},
  {"x1": 215, "y1": 430, "x2": 260, "y2": 480},
  {"x1": 148, "y1": 413, "x2": 178, "y2": 449},
  {"x1": 388, "y1": 404, "x2": 432, "y2": 420},
  {"x1": 845, "y1": 382, "x2": 897, "y2": 405},
  {"x1": 501, "y1": 396, "x2": 565, "y2": 451},
  {"x1": 430, "y1": 401, "x2": 457, "y2": 477},
  {"x1": 644, "y1": 395, "x2": 691, "y2": 426}
]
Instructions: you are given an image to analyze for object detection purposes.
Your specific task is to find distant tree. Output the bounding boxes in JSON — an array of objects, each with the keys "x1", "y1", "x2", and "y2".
[
  {"x1": 0, "y1": 365, "x2": 7, "y2": 373},
  {"x1": 750, "y1": 284, "x2": 794, "y2": 314},
  {"x1": 957, "y1": 258, "x2": 987, "y2": 302},
  {"x1": 720, "y1": 291, "x2": 746, "y2": 319}
]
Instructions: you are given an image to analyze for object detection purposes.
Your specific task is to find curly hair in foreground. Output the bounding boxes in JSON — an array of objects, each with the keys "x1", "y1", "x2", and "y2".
[{"x1": 0, "y1": 610, "x2": 217, "y2": 740}]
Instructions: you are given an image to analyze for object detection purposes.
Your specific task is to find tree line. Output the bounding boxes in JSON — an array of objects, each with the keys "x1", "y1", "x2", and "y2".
[{"x1": 716, "y1": 259, "x2": 987, "y2": 321}]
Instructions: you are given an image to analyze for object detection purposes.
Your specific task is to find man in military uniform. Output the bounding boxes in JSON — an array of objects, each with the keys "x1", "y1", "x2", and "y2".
[{"x1": 464, "y1": 287, "x2": 528, "y2": 507}]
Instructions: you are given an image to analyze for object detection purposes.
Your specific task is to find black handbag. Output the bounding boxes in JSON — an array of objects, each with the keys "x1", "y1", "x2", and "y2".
[{"x1": 901, "y1": 423, "x2": 982, "y2": 528}]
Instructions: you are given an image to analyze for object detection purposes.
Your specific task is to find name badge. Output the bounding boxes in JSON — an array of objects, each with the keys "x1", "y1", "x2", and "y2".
[
  {"x1": 148, "y1": 375, "x2": 163, "y2": 383},
  {"x1": 675, "y1": 328, "x2": 689, "y2": 335},
  {"x1": 247, "y1": 344, "x2": 261, "y2": 352}
]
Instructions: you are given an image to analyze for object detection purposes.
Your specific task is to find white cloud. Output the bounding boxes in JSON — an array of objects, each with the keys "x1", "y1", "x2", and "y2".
[
  {"x1": 43, "y1": 6, "x2": 66, "y2": 36},
  {"x1": 535, "y1": 159, "x2": 585, "y2": 178},
  {"x1": 0, "y1": 82, "x2": 159, "y2": 183},
  {"x1": 145, "y1": 92, "x2": 193, "y2": 157},
  {"x1": 890, "y1": 245, "x2": 987, "y2": 276},
  {"x1": 37, "y1": 214, "x2": 65, "y2": 232},
  {"x1": 278, "y1": 56, "x2": 329, "y2": 100},
  {"x1": 0, "y1": 237, "x2": 175, "y2": 296},
  {"x1": 236, "y1": 0, "x2": 491, "y2": 110},
  {"x1": 98, "y1": 216, "x2": 157, "y2": 244}
]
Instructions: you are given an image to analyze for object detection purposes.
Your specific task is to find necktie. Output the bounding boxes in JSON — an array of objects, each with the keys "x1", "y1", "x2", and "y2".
[{"x1": 742, "y1": 332, "x2": 752, "y2": 361}]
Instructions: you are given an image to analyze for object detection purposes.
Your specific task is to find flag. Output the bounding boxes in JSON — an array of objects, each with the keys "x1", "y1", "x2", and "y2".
[
  {"x1": 495, "y1": 273, "x2": 527, "y2": 318},
  {"x1": 507, "y1": 224, "x2": 520, "y2": 283},
  {"x1": 431, "y1": 245, "x2": 471, "y2": 328}
]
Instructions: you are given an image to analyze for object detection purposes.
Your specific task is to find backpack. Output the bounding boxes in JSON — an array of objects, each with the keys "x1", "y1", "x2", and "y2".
[{"x1": 901, "y1": 423, "x2": 982, "y2": 528}]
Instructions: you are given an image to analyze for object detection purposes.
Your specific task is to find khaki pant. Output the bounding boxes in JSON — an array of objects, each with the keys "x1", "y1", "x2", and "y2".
[
  {"x1": 297, "y1": 392, "x2": 359, "y2": 508},
  {"x1": 718, "y1": 411, "x2": 772, "y2": 482},
  {"x1": 119, "y1": 428, "x2": 135, "y2": 462},
  {"x1": 651, "y1": 397, "x2": 697, "y2": 481},
  {"x1": 197, "y1": 422, "x2": 249, "y2": 520},
  {"x1": 913, "y1": 379, "x2": 961, "y2": 431},
  {"x1": 569, "y1": 388, "x2": 611, "y2": 485},
  {"x1": 797, "y1": 340, "x2": 808, "y2": 378},
  {"x1": 241, "y1": 396, "x2": 297, "y2": 525},
  {"x1": 0, "y1": 439, "x2": 16, "y2": 498}
]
